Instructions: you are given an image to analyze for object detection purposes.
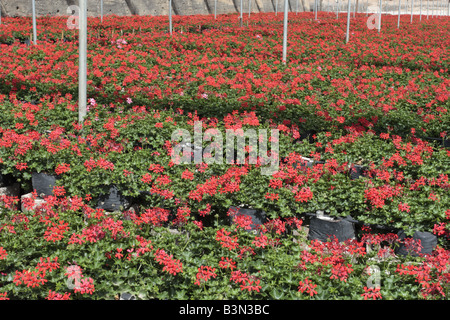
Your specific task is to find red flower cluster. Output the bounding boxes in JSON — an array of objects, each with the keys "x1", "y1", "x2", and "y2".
[
  {"x1": 298, "y1": 278, "x2": 318, "y2": 297},
  {"x1": 43, "y1": 219, "x2": 70, "y2": 242},
  {"x1": 46, "y1": 290, "x2": 71, "y2": 300},
  {"x1": 194, "y1": 265, "x2": 217, "y2": 286},
  {"x1": 154, "y1": 248, "x2": 183, "y2": 276},
  {"x1": 396, "y1": 247, "x2": 450, "y2": 299},
  {"x1": 215, "y1": 228, "x2": 239, "y2": 250},
  {"x1": 0, "y1": 247, "x2": 7, "y2": 260}
]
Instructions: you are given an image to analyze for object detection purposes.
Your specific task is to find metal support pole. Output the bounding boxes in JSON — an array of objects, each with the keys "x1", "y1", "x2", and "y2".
[
  {"x1": 169, "y1": 0, "x2": 172, "y2": 35},
  {"x1": 398, "y1": 0, "x2": 401, "y2": 27},
  {"x1": 378, "y1": 0, "x2": 382, "y2": 32},
  {"x1": 346, "y1": 0, "x2": 351, "y2": 43},
  {"x1": 276, "y1": 0, "x2": 279, "y2": 15},
  {"x1": 101, "y1": 0, "x2": 103, "y2": 23},
  {"x1": 282, "y1": 0, "x2": 289, "y2": 64},
  {"x1": 32, "y1": 0, "x2": 37, "y2": 45},
  {"x1": 315, "y1": 0, "x2": 318, "y2": 19},
  {"x1": 215, "y1": 0, "x2": 217, "y2": 19},
  {"x1": 249, "y1": 0, "x2": 251, "y2": 16},
  {"x1": 420, "y1": 0, "x2": 422, "y2": 19},
  {"x1": 411, "y1": 0, "x2": 414, "y2": 21},
  {"x1": 337, "y1": 0, "x2": 339, "y2": 19},
  {"x1": 240, "y1": 0, "x2": 243, "y2": 25},
  {"x1": 78, "y1": 0, "x2": 87, "y2": 124}
]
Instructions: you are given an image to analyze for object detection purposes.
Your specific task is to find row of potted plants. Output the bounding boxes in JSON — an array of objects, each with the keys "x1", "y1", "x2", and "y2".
[
  {"x1": 0, "y1": 104, "x2": 448, "y2": 244},
  {"x1": 0, "y1": 12, "x2": 448, "y2": 300}
]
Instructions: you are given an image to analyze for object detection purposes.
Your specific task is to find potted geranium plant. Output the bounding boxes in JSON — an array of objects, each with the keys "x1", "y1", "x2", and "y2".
[{"x1": 0, "y1": 126, "x2": 83, "y2": 196}]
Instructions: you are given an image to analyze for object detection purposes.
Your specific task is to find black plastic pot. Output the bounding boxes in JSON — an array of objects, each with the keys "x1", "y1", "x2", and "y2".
[
  {"x1": 422, "y1": 137, "x2": 450, "y2": 149},
  {"x1": 307, "y1": 213, "x2": 356, "y2": 242},
  {"x1": 96, "y1": 185, "x2": 131, "y2": 212},
  {"x1": 395, "y1": 230, "x2": 437, "y2": 257},
  {"x1": 119, "y1": 292, "x2": 136, "y2": 300},
  {"x1": 228, "y1": 206, "x2": 267, "y2": 231},
  {"x1": 0, "y1": 173, "x2": 14, "y2": 188},
  {"x1": 20, "y1": 39, "x2": 31, "y2": 46},
  {"x1": 18, "y1": 99, "x2": 39, "y2": 106},
  {"x1": 349, "y1": 164, "x2": 368, "y2": 180},
  {"x1": 292, "y1": 157, "x2": 314, "y2": 170},
  {"x1": 31, "y1": 172, "x2": 58, "y2": 197}
]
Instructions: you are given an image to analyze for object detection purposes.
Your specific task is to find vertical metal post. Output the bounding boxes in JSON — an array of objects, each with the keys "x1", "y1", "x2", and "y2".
[
  {"x1": 215, "y1": 0, "x2": 217, "y2": 19},
  {"x1": 276, "y1": 0, "x2": 279, "y2": 15},
  {"x1": 398, "y1": 0, "x2": 401, "y2": 27},
  {"x1": 366, "y1": 0, "x2": 369, "y2": 15},
  {"x1": 346, "y1": 0, "x2": 351, "y2": 43},
  {"x1": 282, "y1": 0, "x2": 289, "y2": 64},
  {"x1": 169, "y1": 0, "x2": 172, "y2": 35},
  {"x1": 315, "y1": 0, "x2": 318, "y2": 19},
  {"x1": 79, "y1": 0, "x2": 87, "y2": 124},
  {"x1": 411, "y1": 0, "x2": 414, "y2": 21},
  {"x1": 32, "y1": 0, "x2": 37, "y2": 45},
  {"x1": 240, "y1": 0, "x2": 243, "y2": 25},
  {"x1": 337, "y1": 0, "x2": 339, "y2": 19},
  {"x1": 249, "y1": 0, "x2": 251, "y2": 16},
  {"x1": 378, "y1": 0, "x2": 381, "y2": 32},
  {"x1": 420, "y1": 0, "x2": 422, "y2": 19},
  {"x1": 427, "y1": 0, "x2": 429, "y2": 18},
  {"x1": 297, "y1": 0, "x2": 299, "y2": 14}
]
